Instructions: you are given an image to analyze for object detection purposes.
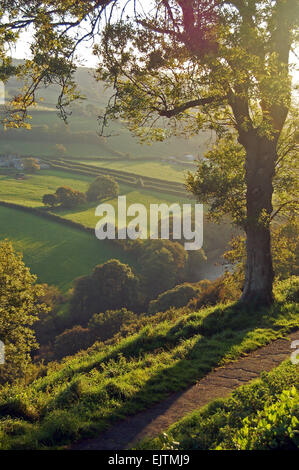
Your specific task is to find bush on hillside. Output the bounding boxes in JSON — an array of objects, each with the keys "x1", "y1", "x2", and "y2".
[
  {"x1": 88, "y1": 308, "x2": 136, "y2": 342},
  {"x1": 70, "y1": 259, "x2": 141, "y2": 325},
  {"x1": 139, "y1": 239, "x2": 188, "y2": 299},
  {"x1": 148, "y1": 283, "x2": 201, "y2": 315},
  {"x1": 53, "y1": 309, "x2": 137, "y2": 359},
  {"x1": 54, "y1": 326, "x2": 92, "y2": 359},
  {"x1": 229, "y1": 387, "x2": 299, "y2": 450},
  {"x1": 187, "y1": 276, "x2": 241, "y2": 310}
]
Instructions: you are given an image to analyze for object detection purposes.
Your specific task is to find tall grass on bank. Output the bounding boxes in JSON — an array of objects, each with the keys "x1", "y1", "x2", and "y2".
[{"x1": 0, "y1": 277, "x2": 298, "y2": 450}]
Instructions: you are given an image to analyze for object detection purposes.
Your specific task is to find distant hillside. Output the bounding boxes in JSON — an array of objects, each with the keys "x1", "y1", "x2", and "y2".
[{"x1": 0, "y1": 60, "x2": 212, "y2": 161}]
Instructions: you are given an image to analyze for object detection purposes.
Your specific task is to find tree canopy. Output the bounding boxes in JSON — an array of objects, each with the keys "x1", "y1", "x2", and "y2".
[
  {"x1": 1, "y1": 0, "x2": 298, "y2": 304},
  {"x1": 0, "y1": 241, "x2": 48, "y2": 384}
]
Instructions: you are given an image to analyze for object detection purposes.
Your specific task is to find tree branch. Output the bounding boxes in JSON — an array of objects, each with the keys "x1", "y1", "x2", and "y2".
[{"x1": 156, "y1": 96, "x2": 222, "y2": 118}]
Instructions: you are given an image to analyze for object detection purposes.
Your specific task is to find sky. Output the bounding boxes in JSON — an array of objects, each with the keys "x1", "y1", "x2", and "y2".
[{"x1": 11, "y1": 17, "x2": 299, "y2": 86}]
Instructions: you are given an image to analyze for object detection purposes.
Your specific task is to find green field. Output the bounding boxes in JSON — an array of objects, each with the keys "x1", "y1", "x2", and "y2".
[
  {"x1": 0, "y1": 169, "x2": 194, "y2": 230},
  {"x1": 76, "y1": 158, "x2": 194, "y2": 183},
  {"x1": 0, "y1": 205, "x2": 133, "y2": 292},
  {"x1": 0, "y1": 169, "x2": 92, "y2": 208},
  {"x1": 0, "y1": 168, "x2": 196, "y2": 290}
]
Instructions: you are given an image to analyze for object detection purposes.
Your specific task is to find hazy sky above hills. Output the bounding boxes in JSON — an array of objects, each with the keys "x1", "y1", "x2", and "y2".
[{"x1": 13, "y1": 21, "x2": 299, "y2": 86}]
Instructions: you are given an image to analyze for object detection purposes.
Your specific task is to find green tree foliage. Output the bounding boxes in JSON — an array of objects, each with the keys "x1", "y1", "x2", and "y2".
[
  {"x1": 1, "y1": 1, "x2": 298, "y2": 304},
  {"x1": 86, "y1": 175, "x2": 119, "y2": 202},
  {"x1": 0, "y1": 241, "x2": 48, "y2": 384},
  {"x1": 55, "y1": 186, "x2": 86, "y2": 209},
  {"x1": 88, "y1": 308, "x2": 136, "y2": 342},
  {"x1": 148, "y1": 283, "x2": 201, "y2": 315},
  {"x1": 138, "y1": 240, "x2": 187, "y2": 299},
  {"x1": 42, "y1": 186, "x2": 86, "y2": 209},
  {"x1": 224, "y1": 218, "x2": 299, "y2": 284},
  {"x1": 42, "y1": 193, "x2": 59, "y2": 208},
  {"x1": 54, "y1": 325, "x2": 91, "y2": 360},
  {"x1": 70, "y1": 259, "x2": 140, "y2": 325}
]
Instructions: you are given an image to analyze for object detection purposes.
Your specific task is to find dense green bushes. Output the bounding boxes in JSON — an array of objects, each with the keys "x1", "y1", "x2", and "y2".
[
  {"x1": 86, "y1": 174, "x2": 119, "y2": 202},
  {"x1": 229, "y1": 387, "x2": 299, "y2": 450},
  {"x1": 187, "y1": 277, "x2": 241, "y2": 310},
  {"x1": 70, "y1": 259, "x2": 141, "y2": 325},
  {"x1": 54, "y1": 309, "x2": 137, "y2": 359},
  {"x1": 148, "y1": 283, "x2": 201, "y2": 314}
]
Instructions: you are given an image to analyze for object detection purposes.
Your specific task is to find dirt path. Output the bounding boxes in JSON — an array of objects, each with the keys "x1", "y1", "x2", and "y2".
[{"x1": 72, "y1": 331, "x2": 299, "y2": 450}]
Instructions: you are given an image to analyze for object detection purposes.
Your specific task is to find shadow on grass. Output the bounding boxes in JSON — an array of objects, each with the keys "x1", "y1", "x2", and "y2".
[{"x1": 52, "y1": 302, "x2": 280, "y2": 448}]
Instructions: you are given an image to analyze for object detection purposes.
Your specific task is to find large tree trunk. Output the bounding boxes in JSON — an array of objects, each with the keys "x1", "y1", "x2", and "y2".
[{"x1": 240, "y1": 134, "x2": 276, "y2": 306}]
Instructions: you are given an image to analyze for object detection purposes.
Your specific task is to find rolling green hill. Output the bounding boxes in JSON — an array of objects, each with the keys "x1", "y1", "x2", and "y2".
[
  {"x1": 0, "y1": 276, "x2": 298, "y2": 450},
  {"x1": 0, "y1": 61, "x2": 211, "y2": 163}
]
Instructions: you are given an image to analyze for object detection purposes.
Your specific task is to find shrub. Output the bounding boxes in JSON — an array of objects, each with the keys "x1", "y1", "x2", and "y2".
[
  {"x1": 55, "y1": 186, "x2": 87, "y2": 209},
  {"x1": 42, "y1": 193, "x2": 59, "y2": 208},
  {"x1": 148, "y1": 283, "x2": 200, "y2": 315},
  {"x1": 86, "y1": 175, "x2": 119, "y2": 202},
  {"x1": 188, "y1": 277, "x2": 241, "y2": 310},
  {"x1": 0, "y1": 398, "x2": 39, "y2": 422},
  {"x1": 70, "y1": 259, "x2": 141, "y2": 325},
  {"x1": 54, "y1": 309, "x2": 137, "y2": 359},
  {"x1": 54, "y1": 326, "x2": 92, "y2": 359},
  {"x1": 229, "y1": 387, "x2": 299, "y2": 450},
  {"x1": 88, "y1": 308, "x2": 136, "y2": 342},
  {"x1": 38, "y1": 410, "x2": 80, "y2": 446}
]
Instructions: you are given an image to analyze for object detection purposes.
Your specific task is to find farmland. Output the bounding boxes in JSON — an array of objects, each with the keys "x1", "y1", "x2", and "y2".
[
  {"x1": 0, "y1": 168, "x2": 194, "y2": 230},
  {"x1": 0, "y1": 204, "x2": 133, "y2": 292},
  {"x1": 76, "y1": 158, "x2": 194, "y2": 183}
]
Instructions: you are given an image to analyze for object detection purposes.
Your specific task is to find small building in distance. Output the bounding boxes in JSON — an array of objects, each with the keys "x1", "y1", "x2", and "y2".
[{"x1": 0, "y1": 154, "x2": 24, "y2": 169}]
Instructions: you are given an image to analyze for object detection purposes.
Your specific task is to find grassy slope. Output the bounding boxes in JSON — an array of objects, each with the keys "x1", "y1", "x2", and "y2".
[
  {"x1": 0, "y1": 205, "x2": 133, "y2": 292},
  {"x1": 134, "y1": 360, "x2": 299, "y2": 450},
  {"x1": 0, "y1": 277, "x2": 298, "y2": 450}
]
